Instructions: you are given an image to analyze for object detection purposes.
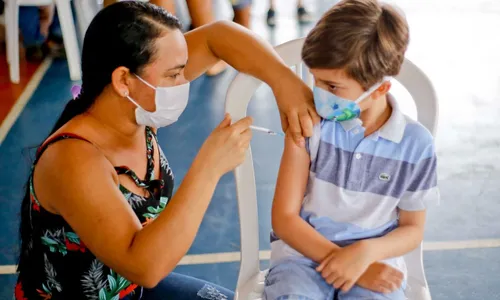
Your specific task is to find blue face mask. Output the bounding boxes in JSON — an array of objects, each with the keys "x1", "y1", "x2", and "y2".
[{"x1": 313, "y1": 78, "x2": 390, "y2": 122}]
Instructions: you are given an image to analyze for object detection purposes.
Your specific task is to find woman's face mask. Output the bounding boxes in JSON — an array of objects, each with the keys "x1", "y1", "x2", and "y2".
[
  {"x1": 126, "y1": 75, "x2": 190, "y2": 128},
  {"x1": 313, "y1": 77, "x2": 390, "y2": 122}
]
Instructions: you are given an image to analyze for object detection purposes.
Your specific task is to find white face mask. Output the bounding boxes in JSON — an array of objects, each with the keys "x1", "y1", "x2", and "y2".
[{"x1": 126, "y1": 75, "x2": 190, "y2": 128}]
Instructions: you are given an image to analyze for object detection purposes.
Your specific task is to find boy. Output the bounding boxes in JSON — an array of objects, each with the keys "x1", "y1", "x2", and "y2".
[{"x1": 264, "y1": 1, "x2": 439, "y2": 299}]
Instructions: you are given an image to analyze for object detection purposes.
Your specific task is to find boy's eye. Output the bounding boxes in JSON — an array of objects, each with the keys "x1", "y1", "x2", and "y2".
[{"x1": 328, "y1": 85, "x2": 337, "y2": 91}]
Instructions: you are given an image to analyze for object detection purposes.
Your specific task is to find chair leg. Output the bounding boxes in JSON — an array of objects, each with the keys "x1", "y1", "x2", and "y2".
[
  {"x1": 54, "y1": 0, "x2": 81, "y2": 81},
  {"x1": 72, "y1": 0, "x2": 86, "y2": 45},
  {"x1": 73, "y1": 0, "x2": 99, "y2": 45},
  {"x1": 6, "y1": 0, "x2": 20, "y2": 84}
]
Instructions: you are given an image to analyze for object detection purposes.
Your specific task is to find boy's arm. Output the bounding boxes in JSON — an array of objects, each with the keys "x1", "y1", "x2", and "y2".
[
  {"x1": 272, "y1": 133, "x2": 340, "y2": 263},
  {"x1": 365, "y1": 141, "x2": 439, "y2": 261},
  {"x1": 317, "y1": 142, "x2": 438, "y2": 292},
  {"x1": 362, "y1": 209, "x2": 426, "y2": 262}
]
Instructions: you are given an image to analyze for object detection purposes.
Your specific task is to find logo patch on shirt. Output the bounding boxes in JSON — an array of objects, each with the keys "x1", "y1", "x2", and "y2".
[{"x1": 379, "y1": 173, "x2": 391, "y2": 181}]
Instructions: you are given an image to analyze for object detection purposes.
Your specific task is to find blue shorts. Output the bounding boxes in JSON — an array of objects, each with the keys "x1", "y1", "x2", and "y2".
[
  {"x1": 263, "y1": 258, "x2": 405, "y2": 300},
  {"x1": 231, "y1": 0, "x2": 252, "y2": 10}
]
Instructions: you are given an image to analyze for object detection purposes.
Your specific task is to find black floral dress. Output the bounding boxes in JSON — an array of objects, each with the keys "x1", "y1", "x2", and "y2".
[{"x1": 15, "y1": 127, "x2": 174, "y2": 300}]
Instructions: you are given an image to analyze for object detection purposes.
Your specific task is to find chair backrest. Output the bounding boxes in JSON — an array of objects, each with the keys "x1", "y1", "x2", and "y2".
[{"x1": 225, "y1": 37, "x2": 439, "y2": 289}]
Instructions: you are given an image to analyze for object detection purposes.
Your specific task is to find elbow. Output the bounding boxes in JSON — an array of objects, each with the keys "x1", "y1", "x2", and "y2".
[
  {"x1": 137, "y1": 275, "x2": 161, "y2": 289},
  {"x1": 272, "y1": 212, "x2": 295, "y2": 240},
  {"x1": 135, "y1": 266, "x2": 174, "y2": 289},
  {"x1": 126, "y1": 260, "x2": 177, "y2": 289}
]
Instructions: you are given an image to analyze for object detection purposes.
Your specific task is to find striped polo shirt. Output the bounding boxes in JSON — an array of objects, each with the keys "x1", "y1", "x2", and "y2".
[{"x1": 270, "y1": 94, "x2": 439, "y2": 274}]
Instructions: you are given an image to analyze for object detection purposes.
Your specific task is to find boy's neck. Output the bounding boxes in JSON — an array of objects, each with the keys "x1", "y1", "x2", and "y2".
[{"x1": 360, "y1": 94, "x2": 392, "y2": 137}]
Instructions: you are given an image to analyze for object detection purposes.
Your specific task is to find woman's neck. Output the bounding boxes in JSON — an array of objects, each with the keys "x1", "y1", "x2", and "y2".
[{"x1": 81, "y1": 91, "x2": 146, "y2": 148}]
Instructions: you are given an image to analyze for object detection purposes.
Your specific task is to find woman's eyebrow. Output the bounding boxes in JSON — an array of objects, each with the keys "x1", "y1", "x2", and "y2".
[{"x1": 167, "y1": 64, "x2": 186, "y2": 71}]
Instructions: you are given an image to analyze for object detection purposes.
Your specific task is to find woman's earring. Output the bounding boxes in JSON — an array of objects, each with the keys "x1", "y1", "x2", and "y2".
[{"x1": 123, "y1": 91, "x2": 129, "y2": 97}]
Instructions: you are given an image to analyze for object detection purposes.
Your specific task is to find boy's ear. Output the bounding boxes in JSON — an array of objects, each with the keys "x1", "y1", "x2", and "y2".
[{"x1": 373, "y1": 81, "x2": 392, "y2": 99}]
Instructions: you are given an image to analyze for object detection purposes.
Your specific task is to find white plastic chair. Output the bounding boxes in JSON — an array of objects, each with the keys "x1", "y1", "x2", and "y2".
[
  {"x1": 4, "y1": 0, "x2": 81, "y2": 83},
  {"x1": 225, "y1": 37, "x2": 438, "y2": 300}
]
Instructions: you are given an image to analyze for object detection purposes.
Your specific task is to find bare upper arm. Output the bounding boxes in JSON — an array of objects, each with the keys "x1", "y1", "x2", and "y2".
[
  {"x1": 183, "y1": 22, "x2": 224, "y2": 81},
  {"x1": 398, "y1": 209, "x2": 426, "y2": 231},
  {"x1": 34, "y1": 140, "x2": 144, "y2": 279},
  {"x1": 272, "y1": 134, "x2": 311, "y2": 219}
]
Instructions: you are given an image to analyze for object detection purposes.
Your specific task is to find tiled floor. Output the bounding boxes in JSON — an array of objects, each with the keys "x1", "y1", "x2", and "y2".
[{"x1": 0, "y1": 0, "x2": 499, "y2": 299}]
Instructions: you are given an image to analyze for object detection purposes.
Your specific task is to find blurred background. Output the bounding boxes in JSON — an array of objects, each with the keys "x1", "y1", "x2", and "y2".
[{"x1": 0, "y1": 0, "x2": 499, "y2": 299}]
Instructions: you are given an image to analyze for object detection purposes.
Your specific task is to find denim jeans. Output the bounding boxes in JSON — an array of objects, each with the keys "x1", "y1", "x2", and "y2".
[
  {"x1": 19, "y1": 6, "x2": 62, "y2": 47},
  {"x1": 264, "y1": 258, "x2": 406, "y2": 300},
  {"x1": 124, "y1": 272, "x2": 234, "y2": 300}
]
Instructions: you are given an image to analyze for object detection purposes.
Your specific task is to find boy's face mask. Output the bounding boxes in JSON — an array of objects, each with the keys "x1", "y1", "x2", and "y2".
[{"x1": 313, "y1": 77, "x2": 390, "y2": 122}]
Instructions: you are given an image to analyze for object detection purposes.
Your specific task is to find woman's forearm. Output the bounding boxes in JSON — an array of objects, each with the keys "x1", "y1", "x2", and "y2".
[{"x1": 129, "y1": 157, "x2": 219, "y2": 284}]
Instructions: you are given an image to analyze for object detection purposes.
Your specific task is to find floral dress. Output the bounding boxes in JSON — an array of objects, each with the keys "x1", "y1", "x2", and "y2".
[{"x1": 15, "y1": 127, "x2": 174, "y2": 300}]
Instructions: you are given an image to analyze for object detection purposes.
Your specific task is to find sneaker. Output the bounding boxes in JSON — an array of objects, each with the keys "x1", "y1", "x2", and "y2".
[
  {"x1": 25, "y1": 45, "x2": 47, "y2": 62},
  {"x1": 266, "y1": 8, "x2": 276, "y2": 27},
  {"x1": 297, "y1": 6, "x2": 313, "y2": 25},
  {"x1": 46, "y1": 34, "x2": 66, "y2": 59}
]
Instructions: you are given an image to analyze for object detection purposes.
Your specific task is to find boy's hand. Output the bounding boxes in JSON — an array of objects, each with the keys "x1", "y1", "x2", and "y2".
[
  {"x1": 357, "y1": 262, "x2": 404, "y2": 294},
  {"x1": 316, "y1": 241, "x2": 374, "y2": 292}
]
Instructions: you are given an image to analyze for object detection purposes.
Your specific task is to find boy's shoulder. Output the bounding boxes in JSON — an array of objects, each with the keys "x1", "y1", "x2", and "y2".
[
  {"x1": 401, "y1": 116, "x2": 435, "y2": 146},
  {"x1": 399, "y1": 115, "x2": 436, "y2": 162},
  {"x1": 312, "y1": 114, "x2": 436, "y2": 162}
]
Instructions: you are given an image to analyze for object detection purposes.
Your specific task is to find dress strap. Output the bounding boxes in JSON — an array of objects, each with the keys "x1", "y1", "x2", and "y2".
[{"x1": 35, "y1": 133, "x2": 93, "y2": 164}]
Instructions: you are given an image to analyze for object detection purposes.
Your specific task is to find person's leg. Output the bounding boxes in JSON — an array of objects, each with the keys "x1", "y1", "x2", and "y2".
[
  {"x1": 149, "y1": 0, "x2": 176, "y2": 15},
  {"x1": 338, "y1": 284, "x2": 406, "y2": 300},
  {"x1": 232, "y1": 0, "x2": 252, "y2": 29},
  {"x1": 103, "y1": 0, "x2": 115, "y2": 8},
  {"x1": 18, "y1": 6, "x2": 49, "y2": 61},
  {"x1": 266, "y1": 0, "x2": 276, "y2": 27},
  {"x1": 18, "y1": 7, "x2": 45, "y2": 48},
  {"x1": 185, "y1": 0, "x2": 226, "y2": 75},
  {"x1": 264, "y1": 258, "x2": 335, "y2": 300},
  {"x1": 296, "y1": 0, "x2": 312, "y2": 25},
  {"x1": 140, "y1": 272, "x2": 233, "y2": 300},
  {"x1": 186, "y1": 0, "x2": 215, "y2": 28}
]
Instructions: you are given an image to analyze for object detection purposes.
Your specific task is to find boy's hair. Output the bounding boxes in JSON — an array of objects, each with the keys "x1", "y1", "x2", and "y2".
[{"x1": 302, "y1": 0, "x2": 409, "y2": 90}]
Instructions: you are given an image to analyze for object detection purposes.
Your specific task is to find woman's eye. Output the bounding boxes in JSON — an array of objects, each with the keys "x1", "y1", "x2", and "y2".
[{"x1": 168, "y1": 73, "x2": 180, "y2": 79}]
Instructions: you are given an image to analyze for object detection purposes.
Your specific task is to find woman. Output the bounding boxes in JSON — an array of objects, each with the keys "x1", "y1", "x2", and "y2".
[{"x1": 15, "y1": 2, "x2": 318, "y2": 300}]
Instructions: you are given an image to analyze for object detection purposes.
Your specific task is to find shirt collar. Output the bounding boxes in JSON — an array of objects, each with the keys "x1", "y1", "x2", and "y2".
[
  {"x1": 378, "y1": 94, "x2": 406, "y2": 143},
  {"x1": 339, "y1": 94, "x2": 406, "y2": 143},
  {"x1": 340, "y1": 118, "x2": 363, "y2": 132}
]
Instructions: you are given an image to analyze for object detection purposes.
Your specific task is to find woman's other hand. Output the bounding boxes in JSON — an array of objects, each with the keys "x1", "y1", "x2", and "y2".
[{"x1": 272, "y1": 72, "x2": 320, "y2": 148}]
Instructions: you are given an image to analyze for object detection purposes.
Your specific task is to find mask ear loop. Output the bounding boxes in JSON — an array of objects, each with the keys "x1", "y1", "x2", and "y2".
[
  {"x1": 354, "y1": 76, "x2": 392, "y2": 104},
  {"x1": 134, "y1": 74, "x2": 157, "y2": 90},
  {"x1": 126, "y1": 74, "x2": 157, "y2": 110}
]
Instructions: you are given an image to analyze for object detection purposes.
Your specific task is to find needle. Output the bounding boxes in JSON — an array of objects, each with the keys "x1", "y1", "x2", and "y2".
[{"x1": 250, "y1": 125, "x2": 284, "y2": 136}]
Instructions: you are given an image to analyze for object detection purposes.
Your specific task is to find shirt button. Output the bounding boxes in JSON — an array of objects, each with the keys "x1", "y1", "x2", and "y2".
[
  {"x1": 355, "y1": 153, "x2": 362, "y2": 159},
  {"x1": 353, "y1": 129, "x2": 360, "y2": 134}
]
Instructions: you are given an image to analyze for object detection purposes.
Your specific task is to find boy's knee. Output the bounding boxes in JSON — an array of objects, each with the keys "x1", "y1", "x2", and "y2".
[
  {"x1": 338, "y1": 285, "x2": 406, "y2": 300},
  {"x1": 264, "y1": 260, "x2": 334, "y2": 300}
]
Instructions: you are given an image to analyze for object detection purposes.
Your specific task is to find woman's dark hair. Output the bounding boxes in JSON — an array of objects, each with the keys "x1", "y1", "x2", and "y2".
[{"x1": 18, "y1": 1, "x2": 181, "y2": 272}]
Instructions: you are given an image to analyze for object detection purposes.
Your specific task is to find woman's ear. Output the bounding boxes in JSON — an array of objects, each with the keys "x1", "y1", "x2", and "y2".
[{"x1": 111, "y1": 66, "x2": 131, "y2": 97}]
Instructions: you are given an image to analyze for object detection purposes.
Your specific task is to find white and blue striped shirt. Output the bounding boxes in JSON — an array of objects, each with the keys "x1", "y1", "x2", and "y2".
[{"x1": 270, "y1": 95, "x2": 439, "y2": 276}]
